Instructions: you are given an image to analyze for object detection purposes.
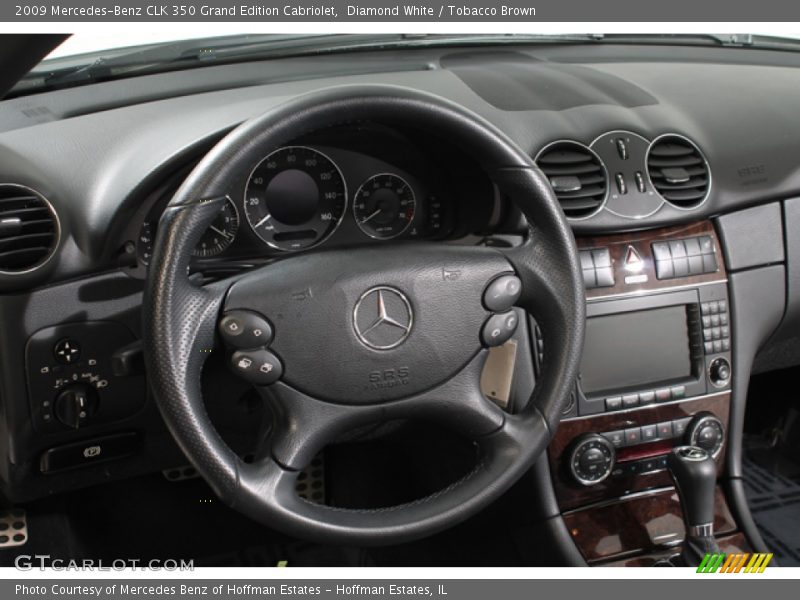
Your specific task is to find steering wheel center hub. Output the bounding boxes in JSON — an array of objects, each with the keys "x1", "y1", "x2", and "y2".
[{"x1": 224, "y1": 244, "x2": 511, "y2": 404}]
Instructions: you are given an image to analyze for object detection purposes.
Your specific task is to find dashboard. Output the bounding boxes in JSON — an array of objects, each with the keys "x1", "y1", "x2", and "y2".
[{"x1": 1, "y1": 41, "x2": 800, "y2": 564}]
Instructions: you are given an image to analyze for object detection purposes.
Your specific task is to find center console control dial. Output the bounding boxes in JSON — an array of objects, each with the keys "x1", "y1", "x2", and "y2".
[
  {"x1": 568, "y1": 433, "x2": 616, "y2": 486},
  {"x1": 685, "y1": 412, "x2": 725, "y2": 458}
]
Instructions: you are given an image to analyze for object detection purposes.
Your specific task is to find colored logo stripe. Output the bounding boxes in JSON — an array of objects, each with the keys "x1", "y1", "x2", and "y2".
[{"x1": 697, "y1": 553, "x2": 773, "y2": 573}]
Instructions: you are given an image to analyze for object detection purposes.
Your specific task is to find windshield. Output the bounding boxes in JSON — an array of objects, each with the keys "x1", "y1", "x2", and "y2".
[{"x1": 10, "y1": 32, "x2": 800, "y2": 98}]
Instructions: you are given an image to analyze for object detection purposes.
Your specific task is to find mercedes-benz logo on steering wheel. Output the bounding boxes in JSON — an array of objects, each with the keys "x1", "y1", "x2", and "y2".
[{"x1": 353, "y1": 286, "x2": 413, "y2": 350}]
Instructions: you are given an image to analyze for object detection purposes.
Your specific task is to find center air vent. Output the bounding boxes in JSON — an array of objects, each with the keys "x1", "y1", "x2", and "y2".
[
  {"x1": 535, "y1": 141, "x2": 608, "y2": 219},
  {"x1": 0, "y1": 184, "x2": 59, "y2": 274},
  {"x1": 647, "y1": 135, "x2": 710, "y2": 209}
]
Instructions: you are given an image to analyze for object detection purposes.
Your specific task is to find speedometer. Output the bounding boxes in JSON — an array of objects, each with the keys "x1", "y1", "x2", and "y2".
[{"x1": 243, "y1": 146, "x2": 347, "y2": 251}]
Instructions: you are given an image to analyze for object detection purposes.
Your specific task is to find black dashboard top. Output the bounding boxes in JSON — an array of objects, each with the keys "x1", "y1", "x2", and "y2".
[{"x1": 2, "y1": 42, "x2": 800, "y2": 289}]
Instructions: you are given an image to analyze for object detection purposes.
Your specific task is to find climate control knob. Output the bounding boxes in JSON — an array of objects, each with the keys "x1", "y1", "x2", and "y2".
[
  {"x1": 54, "y1": 383, "x2": 99, "y2": 429},
  {"x1": 685, "y1": 412, "x2": 725, "y2": 458},
  {"x1": 568, "y1": 433, "x2": 616, "y2": 486}
]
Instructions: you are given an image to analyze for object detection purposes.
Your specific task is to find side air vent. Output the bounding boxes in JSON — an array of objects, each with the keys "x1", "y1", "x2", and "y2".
[
  {"x1": 535, "y1": 141, "x2": 608, "y2": 219},
  {"x1": 0, "y1": 184, "x2": 59, "y2": 274},
  {"x1": 647, "y1": 135, "x2": 710, "y2": 209}
]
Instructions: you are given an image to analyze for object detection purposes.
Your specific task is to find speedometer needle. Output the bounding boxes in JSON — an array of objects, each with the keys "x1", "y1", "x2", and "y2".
[
  {"x1": 254, "y1": 214, "x2": 272, "y2": 228},
  {"x1": 360, "y1": 209, "x2": 382, "y2": 224}
]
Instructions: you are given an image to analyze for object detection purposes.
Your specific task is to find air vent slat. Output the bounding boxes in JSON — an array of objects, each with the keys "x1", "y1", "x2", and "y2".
[
  {"x1": 660, "y1": 189, "x2": 708, "y2": 202},
  {"x1": 650, "y1": 166, "x2": 706, "y2": 179},
  {"x1": 538, "y1": 163, "x2": 600, "y2": 177},
  {"x1": 654, "y1": 178, "x2": 709, "y2": 191},
  {"x1": 647, "y1": 156, "x2": 703, "y2": 169},
  {"x1": 648, "y1": 144, "x2": 696, "y2": 158},
  {"x1": 0, "y1": 206, "x2": 51, "y2": 218},
  {"x1": 0, "y1": 184, "x2": 58, "y2": 273},
  {"x1": 647, "y1": 136, "x2": 710, "y2": 209},
  {"x1": 535, "y1": 142, "x2": 607, "y2": 218},
  {"x1": 0, "y1": 195, "x2": 38, "y2": 205},
  {"x1": 536, "y1": 151, "x2": 595, "y2": 165},
  {"x1": 556, "y1": 185, "x2": 607, "y2": 200},
  {"x1": 557, "y1": 198, "x2": 605, "y2": 211}
]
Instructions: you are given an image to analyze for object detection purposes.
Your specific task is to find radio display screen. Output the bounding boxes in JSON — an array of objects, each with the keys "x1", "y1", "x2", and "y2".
[{"x1": 579, "y1": 305, "x2": 692, "y2": 396}]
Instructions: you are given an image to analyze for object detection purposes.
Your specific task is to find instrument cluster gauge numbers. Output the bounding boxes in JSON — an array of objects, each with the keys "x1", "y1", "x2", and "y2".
[
  {"x1": 426, "y1": 195, "x2": 444, "y2": 236},
  {"x1": 353, "y1": 173, "x2": 417, "y2": 240},
  {"x1": 136, "y1": 221, "x2": 155, "y2": 266},
  {"x1": 193, "y1": 198, "x2": 240, "y2": 258},
  {"x1": 243, "y1": 146, "x2": 347, "y2": 251}
]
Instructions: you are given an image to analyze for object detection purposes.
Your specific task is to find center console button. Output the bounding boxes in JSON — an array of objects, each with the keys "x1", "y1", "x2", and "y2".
[
  {"x1": 684, "y1": 237, "x2": 702, "y2": 256},
  {"x1": 622, "y1": 394, "x2": 639, "y2": 408},
  {"x1": 639, "y1": 391, "x2": 656, "y2": 405},
  {"x1": 652, "y1": 242, "x2": 671, "y2": 261},
  {"x1": 655, "y1": 388, "x2": 672, "y2": 402},
  {"x1": 605, "y1": 396, "x2": 623, "y2": 411},
  {"x1": 624, "y1": 427, "x2": 642, "y2": 445},
  {"x1": 656, "y1": 421, "x2": 674, "y2": 439},
  {"x1": 670, "y1": 385, "x2": 686, "y2": 400},
  {"x1": 604, "y1": 430, "x2": 625, "y2": 448},
  {"x1": 483, "y1": 274, "x2": 522, "y2": 312},
  {"x1": 641, "y1": 424, "x2": 657, "y2": 441},
  {"x1": 672, "y1": 416, "x2": 692, "y2": 437},
  {"x1": 591, "y1": 248, "x2": 612, "y2": 268}
]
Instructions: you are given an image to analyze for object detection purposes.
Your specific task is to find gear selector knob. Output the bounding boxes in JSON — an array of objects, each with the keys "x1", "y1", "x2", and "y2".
[
  {"x1": 668, "y1": 445, "x2": 716, "y2": 531},
  {"x1": 667, "y1": 445, "x2": 721, "y2": 566}
]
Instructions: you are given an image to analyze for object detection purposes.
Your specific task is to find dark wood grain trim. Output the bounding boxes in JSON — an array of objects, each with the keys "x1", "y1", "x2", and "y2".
[
  {"x1": 599, "y1": 533, "x2": 749, "y2": 567},
  {"x1": 563, "y1": 486, "x2": 737, "y2": 562},
  {"x1": 577, "y1": 221, "x2": 726, "y2": 300},
  {"x1": 549, "y1": 393, "x2": 730, "y2": 510}
]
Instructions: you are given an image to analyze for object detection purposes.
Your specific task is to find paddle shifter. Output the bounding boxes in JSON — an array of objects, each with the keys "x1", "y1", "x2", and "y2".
[{"x1": 667, "y1": 445, "x2": 721, "y2": 566}]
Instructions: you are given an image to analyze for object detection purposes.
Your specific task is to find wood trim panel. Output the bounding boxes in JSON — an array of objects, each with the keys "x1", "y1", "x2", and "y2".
[
  {"x1": 600, "y1": 533, "x2": 748, "y2": 567},
  {"x1": 577, "y1": 221, "x2": 727, "y2": 300},
  {"x1": 563, "y1": 486, "x2": 738, "y2": 563},
  {"x1": 549, "y1": 393, "x2": 730, "y2": 510}
]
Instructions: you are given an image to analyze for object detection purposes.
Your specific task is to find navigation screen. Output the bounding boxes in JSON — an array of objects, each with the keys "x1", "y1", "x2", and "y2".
[{"x1": 579, "y1": 305, "x2": 692, "y2": 396}]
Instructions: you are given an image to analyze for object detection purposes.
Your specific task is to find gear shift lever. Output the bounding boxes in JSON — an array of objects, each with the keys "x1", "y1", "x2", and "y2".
[{"x1": 667, "y1": 445, "x2": 721, "y2": 566}]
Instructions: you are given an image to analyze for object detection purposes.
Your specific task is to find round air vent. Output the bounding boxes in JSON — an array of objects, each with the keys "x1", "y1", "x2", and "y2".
[
  {"x1": 647, "y1": 135, "x2": 710, "y2": 209},
  {"x1": 534, "y1": 141, "x2": 608, "y2": 219},
  {"x1": 0, "y1": 184, "x2": 59, "y2": 274}
]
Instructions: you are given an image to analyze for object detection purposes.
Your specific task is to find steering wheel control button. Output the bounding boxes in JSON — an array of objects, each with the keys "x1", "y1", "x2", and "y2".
[
  {"x1": 231, "y1": 349, "x2": 282, "y2": 385},
  {"x1": 219, "y1": 310, "x2": 273, "y2": 349},
  {"x1": 54, "y1": 339, "x2": 81, "y2": 365},
  {"x1": 483, "y1": 274, "x2": 522, "y2": 312},
  {"x1": 482, "y1": 311, "x2": 518, "y2": 347}
]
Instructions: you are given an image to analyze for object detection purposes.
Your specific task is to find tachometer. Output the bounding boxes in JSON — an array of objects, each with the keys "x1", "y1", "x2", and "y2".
[
  {"x1": 243, "y1": 146, "x2": 347, "y2": 251},
  {"x1": 353, "y1": 173, "x2": 416, "y2": 240}
]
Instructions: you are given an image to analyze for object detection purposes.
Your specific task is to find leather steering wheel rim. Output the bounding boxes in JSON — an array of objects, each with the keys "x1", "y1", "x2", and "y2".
[{"x1": 143, "y1": 84, "x2": 585, "y2": 546}]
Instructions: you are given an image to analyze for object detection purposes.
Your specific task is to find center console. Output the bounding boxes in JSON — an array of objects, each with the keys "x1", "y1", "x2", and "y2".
[{"x1": 546, "y1": 221, "x2": 748, "y2": 565}]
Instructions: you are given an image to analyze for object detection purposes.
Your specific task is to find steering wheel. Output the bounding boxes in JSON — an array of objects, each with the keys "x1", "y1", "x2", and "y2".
[{"x1": 143, "y1": 85, "x2": 585, "y2": 545}]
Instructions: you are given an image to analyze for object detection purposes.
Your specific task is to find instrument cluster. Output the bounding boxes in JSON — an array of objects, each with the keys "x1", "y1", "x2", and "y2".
[{"x1": 134, "y1": 144, "x2": 452, "y2": 269}]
